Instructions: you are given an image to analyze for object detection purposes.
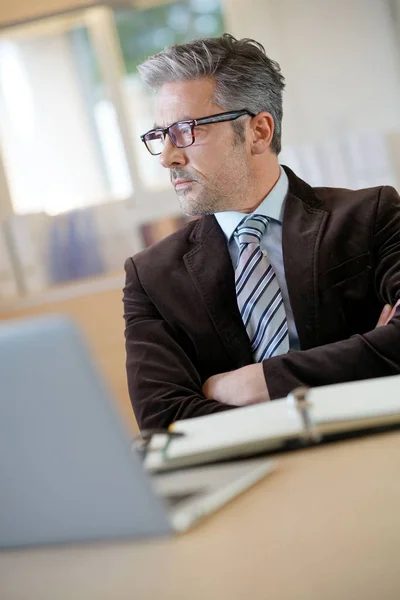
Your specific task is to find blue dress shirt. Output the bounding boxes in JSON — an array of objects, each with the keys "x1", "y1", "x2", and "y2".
[{"x1": 215, "y1": 166, "x2": 300, "y2": 351}]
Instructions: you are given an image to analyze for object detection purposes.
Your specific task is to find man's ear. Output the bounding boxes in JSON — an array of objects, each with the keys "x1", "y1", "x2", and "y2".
[{"x1": 250, "y1": 112, "x2": 275, "y2": 155}]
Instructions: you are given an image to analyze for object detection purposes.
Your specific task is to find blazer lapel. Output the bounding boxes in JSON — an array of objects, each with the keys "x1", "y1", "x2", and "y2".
[
  {"x1": 282, "y1": 166, "x2": 329, "y2": 349},
  {"x1": 184, "y1": 215, "x2": 254, "y2": 367}
]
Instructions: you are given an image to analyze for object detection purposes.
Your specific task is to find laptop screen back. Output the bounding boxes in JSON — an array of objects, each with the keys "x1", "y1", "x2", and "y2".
[{"x1": 0, "y1": 315, "x2": 171, "y2": 548}]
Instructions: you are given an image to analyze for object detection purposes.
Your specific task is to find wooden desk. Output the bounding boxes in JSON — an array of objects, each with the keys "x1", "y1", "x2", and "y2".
[{"x1": 1, "y1": 432, "x2": 400, "y2": 600}]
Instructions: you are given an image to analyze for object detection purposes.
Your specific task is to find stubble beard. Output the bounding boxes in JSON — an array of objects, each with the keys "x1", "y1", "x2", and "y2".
[
  {"x1": 176, "y1": 182, "x2": 224, "y2": 216},
  {"x1": 175, "y1": 160, "x2": 249, "y2": 217}
]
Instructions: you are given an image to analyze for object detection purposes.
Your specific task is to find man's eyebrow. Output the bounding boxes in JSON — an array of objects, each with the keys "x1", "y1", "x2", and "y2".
[{"x1": 153, "y1": 116, "x2": 193, "y2": 129}]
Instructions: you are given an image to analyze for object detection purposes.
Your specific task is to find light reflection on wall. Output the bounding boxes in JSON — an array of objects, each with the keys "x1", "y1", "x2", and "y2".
[{"x1": 0, "y1": 42, "x2": 36, "y2": 141}]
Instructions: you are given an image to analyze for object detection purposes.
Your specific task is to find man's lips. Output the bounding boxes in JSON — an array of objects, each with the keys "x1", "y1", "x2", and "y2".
[{"x1": 173, "y1": 179, "x2": 195, "y2": 189}]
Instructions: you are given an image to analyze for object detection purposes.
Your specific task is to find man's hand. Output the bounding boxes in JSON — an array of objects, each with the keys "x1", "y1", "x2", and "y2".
[
  {"x1": 203, "y1": 302, "x2": 399, "y2": 407},
  {"x1": 376, "y1": 301, "x2": 400, "y2": 327},
  {"x1": 202, "y1": 363, "x2": 269, "y2": 407}
]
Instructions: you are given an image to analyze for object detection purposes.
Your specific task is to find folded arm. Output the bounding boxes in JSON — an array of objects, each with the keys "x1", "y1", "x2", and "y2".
[{"x1": 123, "y1": 257, "x2": 233, "y2": 429}]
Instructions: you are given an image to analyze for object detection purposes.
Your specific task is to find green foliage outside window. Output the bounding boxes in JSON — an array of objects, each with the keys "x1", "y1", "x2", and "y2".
[{"x1": 114, "y1": 0, "x2": 225, "y2": 75}]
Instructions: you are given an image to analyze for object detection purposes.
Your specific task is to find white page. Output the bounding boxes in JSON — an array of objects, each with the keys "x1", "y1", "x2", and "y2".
[
  {"x1": 309, "y1": 375, "x2": 400, "y2": 423},
  {"x1": 160, "y1": 399, "x2": 303, "y2": 461}
]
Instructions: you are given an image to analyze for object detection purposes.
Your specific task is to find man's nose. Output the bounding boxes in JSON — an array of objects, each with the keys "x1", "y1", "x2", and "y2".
[{"x1": 159, "y1": 136, "x2": 187, "y2": 169}]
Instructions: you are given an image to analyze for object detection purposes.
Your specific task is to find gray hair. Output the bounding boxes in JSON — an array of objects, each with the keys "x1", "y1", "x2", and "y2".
[{"x1": 138, "y1": 33, "x2": 285, "y2": 154}]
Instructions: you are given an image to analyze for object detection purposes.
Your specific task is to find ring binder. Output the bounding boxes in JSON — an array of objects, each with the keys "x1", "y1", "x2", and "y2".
[
  {"x1": 143, "y1": 376, "x2": 400, "y2": 473},
  {"x1": 286, "y1": 386, "x2": 322, "y2": 444},
  {"x1": 132, "y1": 429, "x2": 185, "y2": 460}
]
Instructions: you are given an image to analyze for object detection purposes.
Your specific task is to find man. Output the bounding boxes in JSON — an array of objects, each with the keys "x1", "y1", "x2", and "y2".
[{"x1": 123, "y1": 34, "x2": 400, "y2": 430}]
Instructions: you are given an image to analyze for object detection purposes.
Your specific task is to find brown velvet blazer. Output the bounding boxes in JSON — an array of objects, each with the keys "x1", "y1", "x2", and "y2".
[{"x1": 123, "y1": 166, "x2": 400, "y2": 429}]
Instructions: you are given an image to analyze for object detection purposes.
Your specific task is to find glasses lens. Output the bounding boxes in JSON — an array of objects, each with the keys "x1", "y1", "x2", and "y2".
[
  {"x1": 169, "y1": 122, "x2": 193, "y2": 148},
  {"x1": 144, "y1": 130, "x2": 164, "y2": 155}
]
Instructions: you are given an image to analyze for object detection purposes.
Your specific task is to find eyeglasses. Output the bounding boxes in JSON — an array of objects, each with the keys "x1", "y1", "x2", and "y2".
[{"x1": 140, "y1": 109, "x2": 255, "y2": 156}]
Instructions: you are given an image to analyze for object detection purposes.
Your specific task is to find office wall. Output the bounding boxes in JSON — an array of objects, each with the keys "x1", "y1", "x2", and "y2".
[{"x1": 223, "y1": 0, "x2": 400, "y2": 147}]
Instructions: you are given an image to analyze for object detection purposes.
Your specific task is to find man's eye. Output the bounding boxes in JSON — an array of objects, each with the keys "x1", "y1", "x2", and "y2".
[{"x1": 177, "y1": 124, "x2": 192, "y2": 134}]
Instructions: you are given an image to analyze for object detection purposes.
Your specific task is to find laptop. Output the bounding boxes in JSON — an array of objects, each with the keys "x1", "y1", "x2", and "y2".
[{"x1": 0, "y1": 315, "x2": 275, "y2": 548}]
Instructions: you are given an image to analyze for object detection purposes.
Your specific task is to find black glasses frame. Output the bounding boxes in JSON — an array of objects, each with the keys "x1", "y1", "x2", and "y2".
[{"x1": 140, "y1": 109, "x2": 256, "y2": 155}]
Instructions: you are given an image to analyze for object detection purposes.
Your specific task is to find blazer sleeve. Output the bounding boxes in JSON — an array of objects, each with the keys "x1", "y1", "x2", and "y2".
[
  {"x1": 123, "y1": 256, "x2": 233, "y2": 429},
  {"x1": 263, "y1": 185, "x2": 400, "y2": 399}
]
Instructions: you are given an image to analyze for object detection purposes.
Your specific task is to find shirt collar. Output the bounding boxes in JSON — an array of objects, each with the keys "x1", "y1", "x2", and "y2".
[{"x1": 215, "y1": 166, "x2": 289, "y2": 243}]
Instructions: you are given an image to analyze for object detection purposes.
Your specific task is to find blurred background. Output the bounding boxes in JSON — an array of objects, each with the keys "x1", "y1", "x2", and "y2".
[{"x1": 1, "y1": 0, "x2": 400, "y2": 431}]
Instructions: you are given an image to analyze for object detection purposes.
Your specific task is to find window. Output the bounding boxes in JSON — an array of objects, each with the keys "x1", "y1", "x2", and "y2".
[{"x1": 0, "y1": 2, "x2": 225, "y2": 293}]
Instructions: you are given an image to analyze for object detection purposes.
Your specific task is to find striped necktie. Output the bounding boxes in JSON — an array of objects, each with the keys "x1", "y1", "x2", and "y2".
[{"x1": 234, "y1": 214, "x2": 289, "y2": 361}]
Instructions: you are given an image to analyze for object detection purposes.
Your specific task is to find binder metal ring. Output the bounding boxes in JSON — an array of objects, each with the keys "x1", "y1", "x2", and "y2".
[{"x1": 287, "y1": 386, "x2": 322, "y2": 444}]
